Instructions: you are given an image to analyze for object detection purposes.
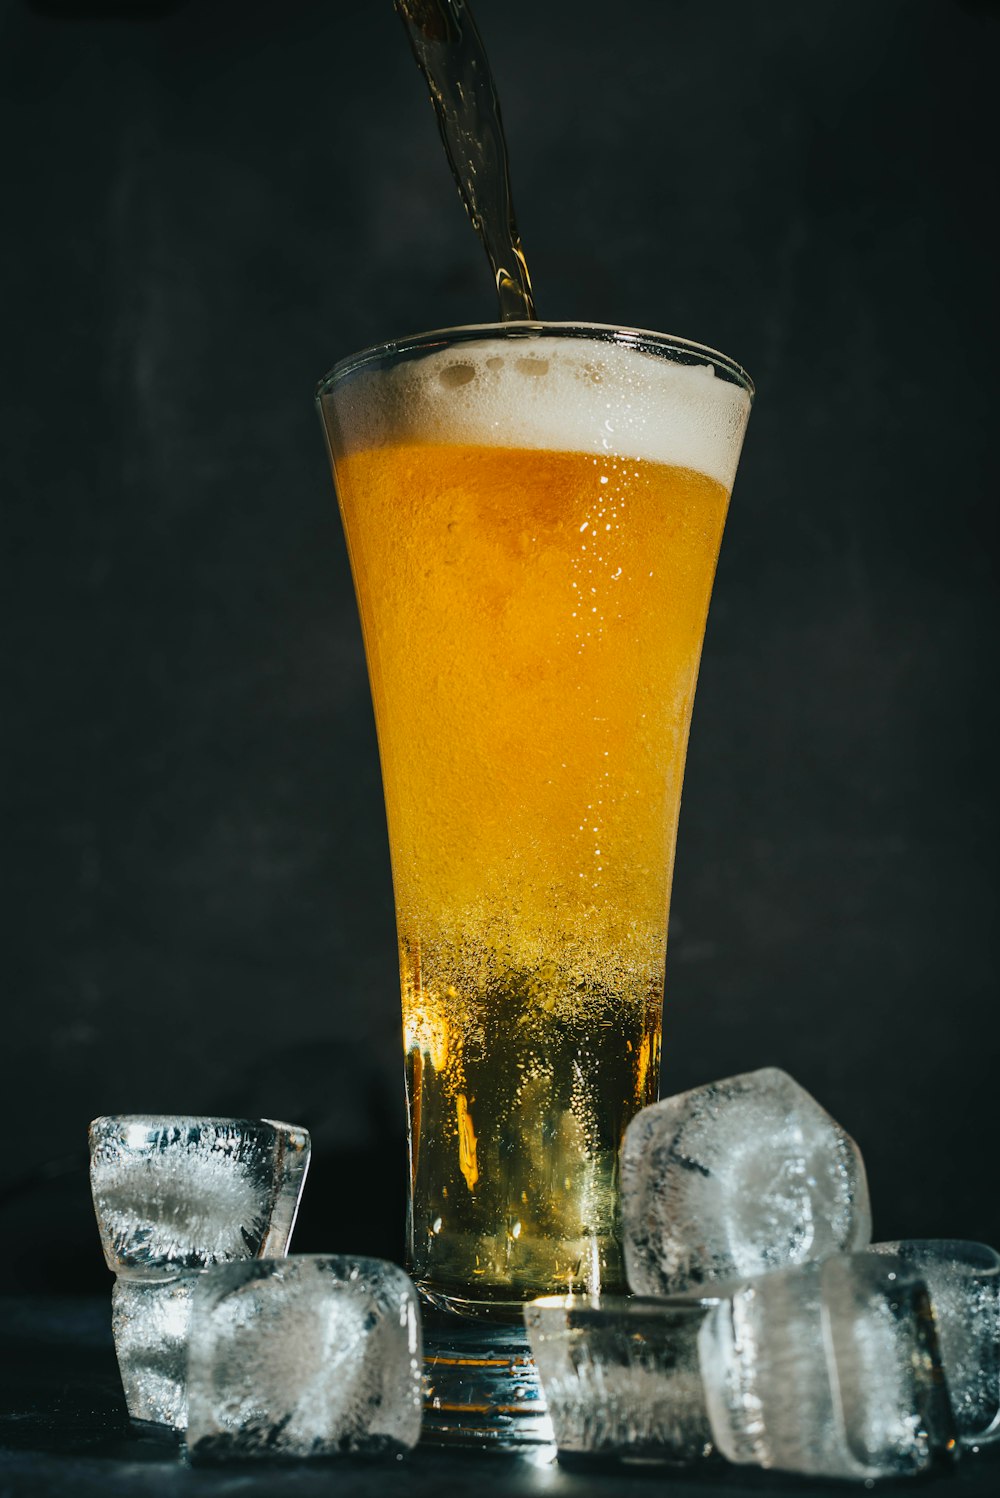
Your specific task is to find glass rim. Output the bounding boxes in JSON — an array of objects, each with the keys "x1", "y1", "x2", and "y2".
[{"x1": 316, "y1": 320, "x2": 754, "y2": 401}]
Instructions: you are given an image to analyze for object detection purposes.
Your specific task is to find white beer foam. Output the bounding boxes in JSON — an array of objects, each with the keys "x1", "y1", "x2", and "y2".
[{"x1": 334, "y1": 335, "x2": 751, "y2": 491}]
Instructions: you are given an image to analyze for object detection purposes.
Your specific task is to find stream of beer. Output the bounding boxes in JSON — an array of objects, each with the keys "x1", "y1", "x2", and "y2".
[{"x1": 393, "y1": 0, "x2": 536, "y2": 321}]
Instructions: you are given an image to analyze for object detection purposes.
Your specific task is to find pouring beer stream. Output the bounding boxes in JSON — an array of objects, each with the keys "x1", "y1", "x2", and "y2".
[{"x1": 393, "y1": 0, "x2": 536, "y2": 321}]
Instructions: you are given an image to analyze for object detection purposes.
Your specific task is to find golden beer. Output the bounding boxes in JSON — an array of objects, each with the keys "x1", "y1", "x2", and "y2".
[{"x1": 320, "y1": 327, "x2": 751, "y2": 1316}]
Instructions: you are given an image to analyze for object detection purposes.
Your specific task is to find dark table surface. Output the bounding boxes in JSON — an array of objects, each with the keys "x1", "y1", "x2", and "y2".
[{"x1": 2, "y1": 1295, "x2": 999, "y2": 1498}]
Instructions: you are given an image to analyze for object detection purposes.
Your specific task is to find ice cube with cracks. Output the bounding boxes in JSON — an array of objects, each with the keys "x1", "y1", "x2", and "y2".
[
  {"x1": 620, "y1": 1066, "x2": 871, "y2": 1297},
  {"x1": 185, "y1": 1256, "x2": 423, "y2": 1459}
]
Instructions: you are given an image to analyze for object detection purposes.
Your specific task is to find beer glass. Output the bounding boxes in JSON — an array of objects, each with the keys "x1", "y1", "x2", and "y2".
[{"x1": 317, "y1": 322, "x2": 752, "y2": 1443}]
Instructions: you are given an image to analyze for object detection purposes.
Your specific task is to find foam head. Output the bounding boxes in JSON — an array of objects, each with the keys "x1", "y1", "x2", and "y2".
[{"x1": 325, "y1": 330, "x2": 752, "y2": 492}]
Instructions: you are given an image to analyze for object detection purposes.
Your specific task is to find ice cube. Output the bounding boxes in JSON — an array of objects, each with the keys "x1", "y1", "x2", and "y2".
[
  {"x1": 697, "y1": 1252, "x2": 957, "y2": 1480},
  {"x1": 185, "y1": 1256, "x2": 423, "y2": 1459},
  {"x1": 112, "y1": 1276, "x2": 194, "y2": 1429},
  {"x1": 89, "y1": 1115, "x2": 310, "y2": 1278},
  {"x1": 621, "y1": 1067, "x2": 870, "y2": 1295},
  {"x1": 870, "y1": 1239, "x2": 1000, "y2": 1445},
  {"x1": 524, "y1": 1294, "x2": 719, "y2": 1465}
]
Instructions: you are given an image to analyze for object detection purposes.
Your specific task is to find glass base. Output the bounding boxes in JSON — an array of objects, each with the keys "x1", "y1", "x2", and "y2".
[{"x1": 419, "y1": 1307, "x2": 555, "y2": 1449}]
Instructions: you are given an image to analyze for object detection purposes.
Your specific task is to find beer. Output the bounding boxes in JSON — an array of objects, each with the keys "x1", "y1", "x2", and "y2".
[{"x1": 321, "y1": 329, "x2": 751, "y2": 1313}]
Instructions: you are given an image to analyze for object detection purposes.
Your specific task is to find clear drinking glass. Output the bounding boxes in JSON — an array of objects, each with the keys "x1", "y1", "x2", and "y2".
[{"x1": 317, "y1": 321, "x2": 752, "y2": 1443}]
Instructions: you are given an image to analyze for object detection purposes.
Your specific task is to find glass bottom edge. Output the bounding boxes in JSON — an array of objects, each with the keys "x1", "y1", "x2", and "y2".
[{"x1": 419, "y1": 1307, "x2": 554, "y2": 1449}]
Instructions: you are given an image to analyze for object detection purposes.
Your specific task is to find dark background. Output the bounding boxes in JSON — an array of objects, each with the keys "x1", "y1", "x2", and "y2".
[{"x1": 2, "y1": 0, "x2": 997, "y2": 1294}]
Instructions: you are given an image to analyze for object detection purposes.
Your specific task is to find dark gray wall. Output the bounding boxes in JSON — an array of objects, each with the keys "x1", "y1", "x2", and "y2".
[{"x1": 3, "y1": 0, "x2": 997, "y2": 1290}]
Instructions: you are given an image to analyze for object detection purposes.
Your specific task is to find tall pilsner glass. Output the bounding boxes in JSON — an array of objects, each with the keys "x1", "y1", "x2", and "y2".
[{"x1": 317, "y1": 323, "x2": 752, "y2": 1444}]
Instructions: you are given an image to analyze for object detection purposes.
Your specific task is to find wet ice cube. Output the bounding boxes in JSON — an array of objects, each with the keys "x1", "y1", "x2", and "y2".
[
  {"x1": 524, "y1": 1294, "x2": 719, "y2": 1465},
  {"x1": 185, "y1": 1256, "x2": 423, "y2": 1459},
  {"x1": 89, "y1": 1115, "x2": 310, "y2": 1278},
  {"x1": 697, "y1": 1252, "x2": 957, "y2": 1480},
  {"x1": 112, "y1": 1277, "x2": 194, "y2": 1429},
  {"x1": 621, "y1": 1067, "x2": 871, "y2": 1295},
  {"x1": 870, "y1": 1239, "x2": 1000, "y2": 1445}
]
